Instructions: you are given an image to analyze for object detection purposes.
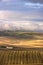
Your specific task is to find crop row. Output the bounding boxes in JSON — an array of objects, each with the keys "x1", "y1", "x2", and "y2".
[{"x1": 0, "y1": 50, "x2": 43, "y2": 65}]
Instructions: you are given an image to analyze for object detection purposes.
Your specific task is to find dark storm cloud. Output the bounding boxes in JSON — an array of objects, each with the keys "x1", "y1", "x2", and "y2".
[{"x1": 23, "y1": 0, "x2": 43, "y2": 3}]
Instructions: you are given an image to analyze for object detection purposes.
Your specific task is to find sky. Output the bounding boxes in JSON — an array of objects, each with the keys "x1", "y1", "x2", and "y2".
[{"x1": 0, "y1": 0, "x2": 43, "y2": 31}]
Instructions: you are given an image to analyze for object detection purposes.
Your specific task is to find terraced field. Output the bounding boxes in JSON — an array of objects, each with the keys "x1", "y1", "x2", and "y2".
[{"x1": 0, "y1": 49, "x2": 43, "y2": 65}]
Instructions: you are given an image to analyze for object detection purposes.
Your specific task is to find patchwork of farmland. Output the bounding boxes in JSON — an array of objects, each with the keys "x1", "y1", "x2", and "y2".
[
  {"x1": 0, "y1": 49, "x2": 43, "y2": 65},
  {"x1": 0, "y1": 32, "x2": 43, "y2": 65},
  {"x1": 0, "y1": 31, "x2": 43, "y2": 47}
]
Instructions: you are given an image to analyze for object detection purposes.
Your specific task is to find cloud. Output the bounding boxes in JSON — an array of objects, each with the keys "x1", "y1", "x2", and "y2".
[
  {"x1": 23, "y1": 0, "x2": 43, "y2": 3},
  {"x1": 0, "y1": 21, "x2": 43, "y2": 31},
  {"x1": 0, "y1": 10, "x2": 43, "y2": 21},
  {"x1": 0, "y1": 0, "x2": 43, "y2": 11},
  {"x1": 25, "y1": 2, "x2": 43, "y2": 8},
  {"x1": 2, "y1": 0, "x2": 43, "y2": 3},
  {"x1": 0, "y1": 10, "x2": 43, "y2": 31},
  {"x1": 0, "y1": 0, "x2": 43, "y2": 32},
  {"x1": 23, "y1": 0, "x2": 43, "y2": 8},
  {"x1": 3, "y1": 23, "x2": 10, "y2": 30},
  {"x1": 0, "y1": 11, "x2": 22, "y2": 21}
]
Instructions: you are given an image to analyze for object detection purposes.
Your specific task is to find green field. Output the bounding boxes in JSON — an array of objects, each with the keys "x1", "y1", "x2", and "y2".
[{"x1": 0, "y1": 49, "x2": 43, "y2": 65}]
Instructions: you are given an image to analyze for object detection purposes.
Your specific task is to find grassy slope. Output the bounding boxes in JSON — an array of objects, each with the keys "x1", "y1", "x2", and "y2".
[{"x1": 0, "y1": 31, "x2": 43, "y2": 47}]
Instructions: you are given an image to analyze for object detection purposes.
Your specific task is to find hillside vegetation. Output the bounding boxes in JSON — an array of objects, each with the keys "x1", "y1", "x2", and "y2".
[{"x1": 0, "y1": 31, "x2": 43, "y2": 47}]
